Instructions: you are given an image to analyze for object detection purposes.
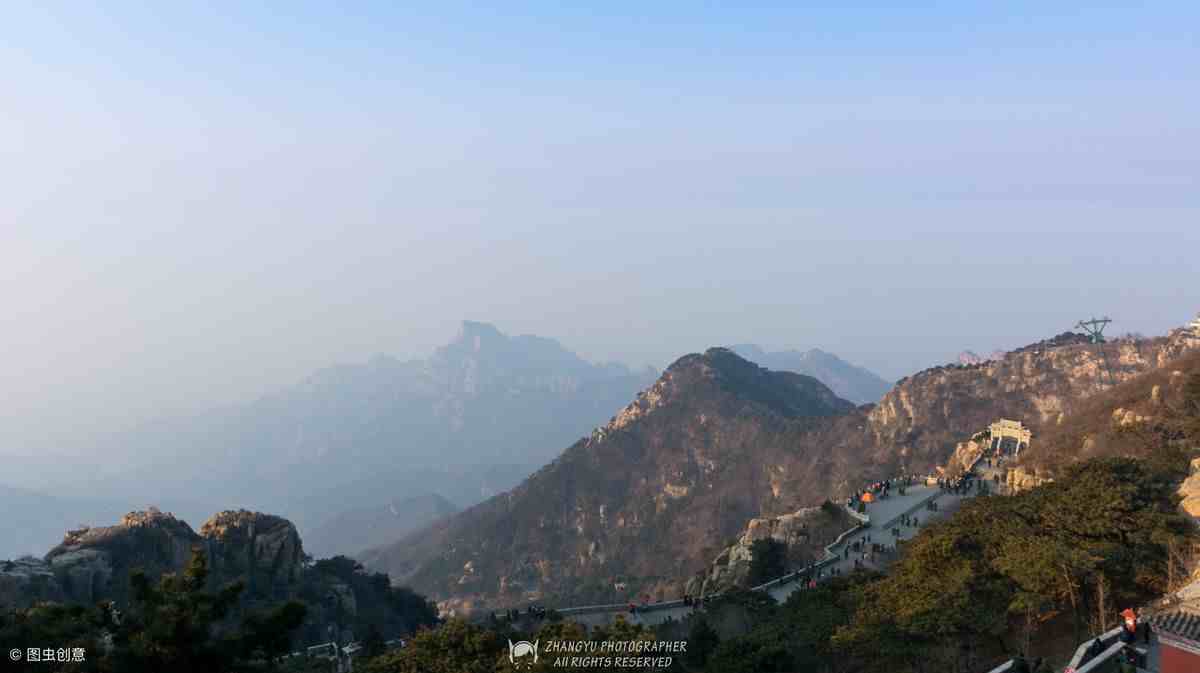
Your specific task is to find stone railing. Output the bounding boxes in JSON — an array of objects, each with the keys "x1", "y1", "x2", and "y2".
[
  {"x1": 980, "y1": 621, "x2": 1142, "y2": 673},
  {"x1": 843, "y1": 503, "x2": 871, "y2": 524}
]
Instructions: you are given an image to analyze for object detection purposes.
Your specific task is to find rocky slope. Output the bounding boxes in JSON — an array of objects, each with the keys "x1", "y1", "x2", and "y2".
[
  {"x1": 730, "y1": 344, "x2": 891, "y2": 404},
  {"x1": 368, "y1": 324, "x2": 1200, "y2": 615},
  {"x1": 1013, "y1": 335, "x2": 1200, "y2": 475}
]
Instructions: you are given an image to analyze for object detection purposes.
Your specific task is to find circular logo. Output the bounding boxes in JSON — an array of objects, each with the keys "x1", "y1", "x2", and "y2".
[
  {"x1": 508, "y1": 639, "x2": 538, "y2": 670},
  {"x1": 8, "y1": 649, "x2": 21, "y2": 661}
]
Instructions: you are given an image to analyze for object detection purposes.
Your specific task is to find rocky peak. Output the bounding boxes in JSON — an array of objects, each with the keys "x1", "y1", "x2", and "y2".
[
  {"x1": 676, "y1": 347, "x2": 855, "y2": 419},
  {"x1": 51, "y1": 507, "x2": 200, "y2": 557},
  {"x1": 199, "y1": 509, "x2": 296, "y2": 543},
  {"x1": 200, "y1": 510, "x2": 305, "y2": 596},
  {"x1": 602, "y1": 348, "x2": 852, "y2": 437},
  {"x1": 449, "y1": 320, "x2": 507, "y2": 353},
  {"x1": 34, "y1": 507, "x2": 202, "y2": 607}
]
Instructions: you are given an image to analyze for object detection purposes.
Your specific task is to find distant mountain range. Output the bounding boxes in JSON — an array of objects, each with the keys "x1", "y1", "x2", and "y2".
[
  {"x1": 728, "y1": 344, "x2": 891, "y2": 404},
  {"x1": 11, "y1": 322, "x2": 657, "y2": 560}
]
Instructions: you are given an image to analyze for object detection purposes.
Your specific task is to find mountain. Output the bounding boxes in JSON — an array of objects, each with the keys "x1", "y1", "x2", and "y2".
[
  {"x1": 0, "y1": 507, "x2": 438, "y2": 646},
  {"x1": 729, "y1": 344, "x2": 890, "y2": 404},
  {"x1": 368, "y1": 326, "x2": 1200, "y2": 614},
  {"x1": 362, "y1": 348, "x2": 861, "y2": 612},
  {"x1": 26, "y1": 321, "x2": 655, "y2": 558},
  {"x1": 306, "y1": 493, "x2": 458, "y2": 559}
]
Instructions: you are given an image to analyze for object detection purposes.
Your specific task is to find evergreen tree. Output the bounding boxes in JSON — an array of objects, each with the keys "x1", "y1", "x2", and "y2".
[
  {"x1": 686, "y1": 617, "x2": 720, "y2": 668},
  {"x1": 746, "y1": 539, "x2": 788, "y2": 587}
]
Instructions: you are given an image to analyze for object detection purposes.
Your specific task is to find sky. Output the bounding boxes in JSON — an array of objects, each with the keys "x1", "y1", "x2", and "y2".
[{"x1": 2, "y1": 2, "x2": 1199, "y2": 458}]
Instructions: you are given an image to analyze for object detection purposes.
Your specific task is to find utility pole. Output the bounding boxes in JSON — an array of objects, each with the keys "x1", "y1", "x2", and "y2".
[{"x1": 1076, "y1": 317, "x2": 1116, "y2": 389}]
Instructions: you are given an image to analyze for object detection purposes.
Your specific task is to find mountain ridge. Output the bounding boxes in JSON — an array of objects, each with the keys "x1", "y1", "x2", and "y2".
[
  {"x1": 368, "y1": 325, "x2": 1200, "y2": 615},
  {"x1": 728, "y1": 344, "x2": 891, "y2": 404}
]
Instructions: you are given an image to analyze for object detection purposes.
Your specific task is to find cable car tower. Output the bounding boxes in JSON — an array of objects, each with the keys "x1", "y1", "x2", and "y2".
[{"x1": 1076, "y1": 316, "x2": 1116, "y2": 389}]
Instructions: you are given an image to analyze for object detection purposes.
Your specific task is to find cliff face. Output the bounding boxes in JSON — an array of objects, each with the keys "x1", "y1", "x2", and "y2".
[{"x1": 369, "y1": 328, "x2": 1200, "y2": 615}]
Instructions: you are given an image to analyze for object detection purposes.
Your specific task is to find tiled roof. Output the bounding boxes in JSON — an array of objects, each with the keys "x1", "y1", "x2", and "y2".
[{"x1": 1149, "y1": 607, "x2": 1200, "y2": 643}]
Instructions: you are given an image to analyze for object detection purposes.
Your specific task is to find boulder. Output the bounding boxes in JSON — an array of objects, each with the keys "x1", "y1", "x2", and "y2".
[{"x1": 1178, "y1": 458, "x2": 1200, "y2": 520}]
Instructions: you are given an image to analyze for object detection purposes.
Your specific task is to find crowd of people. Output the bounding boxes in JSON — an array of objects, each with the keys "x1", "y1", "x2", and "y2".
[
  {"x1": 937, "y1": 471, "x2": 977, "y2": 496},
  {"x1": 494, "y1": 605, "x2": 548, "y2": 622},
  {"x1": 846, "y1": 474, "x2": 921, "y2": 509}
]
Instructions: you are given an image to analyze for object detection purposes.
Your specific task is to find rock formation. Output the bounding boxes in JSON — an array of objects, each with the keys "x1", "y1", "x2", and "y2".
[
  {"x1": 1178, "y1": 458, "x2": 1200, "y2": 520},
  {"x1": 688, "y1": 502, "x2": 852, "y2": 596},
  {"x1": 3, "y1": 508, "x2": 305, "y2": 610},
  {"x1": 200, "y1": 510, "x2": 306, "y2": 600}
]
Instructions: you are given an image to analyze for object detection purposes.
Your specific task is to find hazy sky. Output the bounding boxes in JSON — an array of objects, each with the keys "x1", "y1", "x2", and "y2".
[{"x1": 3, "y1": 3, "x2": 1198, "y2": 456}]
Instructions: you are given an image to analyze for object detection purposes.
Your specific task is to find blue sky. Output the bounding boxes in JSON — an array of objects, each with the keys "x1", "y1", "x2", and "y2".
[{"x1": 2, "y1": 3, "x2": 1198, "y2": 457}]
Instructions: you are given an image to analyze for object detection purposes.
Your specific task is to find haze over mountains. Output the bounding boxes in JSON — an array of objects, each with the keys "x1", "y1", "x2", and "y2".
[
  {"x1": 305, "y1": 493, "x2": 459, "y2": 559},
  {"x1": 0, "y1": 322, "x2": 654, "y2": 559},
  {"x1": 2, "y1": 321, "x2": 901, "y2": 562}
]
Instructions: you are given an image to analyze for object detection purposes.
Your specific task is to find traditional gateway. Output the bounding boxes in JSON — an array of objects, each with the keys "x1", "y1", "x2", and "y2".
[{"x1": 988, "y1": 419, "x2": 1031, "y2": 457}]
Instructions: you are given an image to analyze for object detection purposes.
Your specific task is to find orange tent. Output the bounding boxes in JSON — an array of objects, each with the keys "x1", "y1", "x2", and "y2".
[{"x1": 861, "y1": 492, "x2": 875, "y2": 503}]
